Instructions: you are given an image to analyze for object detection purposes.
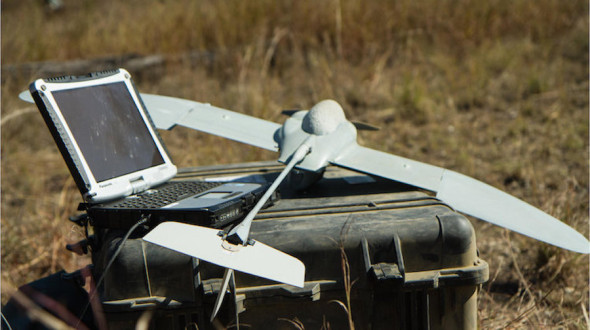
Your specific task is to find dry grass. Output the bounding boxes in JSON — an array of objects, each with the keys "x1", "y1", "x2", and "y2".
[{"x1": 2, "y1": 0, "x2": 588, "y2": 328}]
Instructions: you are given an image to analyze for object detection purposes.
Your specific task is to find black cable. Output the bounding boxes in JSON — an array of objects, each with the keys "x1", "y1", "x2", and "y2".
[
  {"x1": 76, "y1": 215, "x2": 150, "y2": 329},
  {"x1": 1, "y1": 311, "x2": 13, "y2": 330}
]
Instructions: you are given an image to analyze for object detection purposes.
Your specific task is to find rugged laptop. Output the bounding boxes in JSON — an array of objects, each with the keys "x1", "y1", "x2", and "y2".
[{"x1": 29, "y1": 68, "x2": 269, "y2": 229}]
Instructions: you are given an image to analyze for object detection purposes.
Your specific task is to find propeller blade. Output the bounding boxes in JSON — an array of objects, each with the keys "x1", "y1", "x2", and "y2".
[
  {"x1": 334, "y1": 145, "x2": 590, "y2": 254},
  {"x1": 352, "y1": 121, "x2": 379, "y2": 131},
  {"x1": 143, "y1": 222, "x2": 305, "y2": 287},
  {"x1": 281, "y1": 109, "x2": 299, "y2": 116}
]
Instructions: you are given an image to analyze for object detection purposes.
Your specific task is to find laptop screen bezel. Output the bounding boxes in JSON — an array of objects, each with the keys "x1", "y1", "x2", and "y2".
[{"x1": 31, "y1": 69, "x2": 177, "y2": 203}]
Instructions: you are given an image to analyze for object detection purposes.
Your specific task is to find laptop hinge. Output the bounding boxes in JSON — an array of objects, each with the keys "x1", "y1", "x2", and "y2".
[{"x1": 130, "y1": 176, "x2": 150, "y2": 194}]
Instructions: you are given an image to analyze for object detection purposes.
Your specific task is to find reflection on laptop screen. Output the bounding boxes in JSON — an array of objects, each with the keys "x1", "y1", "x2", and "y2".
[{"x1": 53, "y1": 82, "x2": 165, "y2": 182}]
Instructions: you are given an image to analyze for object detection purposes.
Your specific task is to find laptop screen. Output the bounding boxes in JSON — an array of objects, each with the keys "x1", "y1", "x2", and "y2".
[{"x1": 52, "y1": 82, "x2": 165, "y2": 182}]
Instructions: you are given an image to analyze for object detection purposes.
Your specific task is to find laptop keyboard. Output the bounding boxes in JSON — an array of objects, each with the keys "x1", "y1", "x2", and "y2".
[{"x1": 108, "y1": 181, "x2": 223, "y2": 209}]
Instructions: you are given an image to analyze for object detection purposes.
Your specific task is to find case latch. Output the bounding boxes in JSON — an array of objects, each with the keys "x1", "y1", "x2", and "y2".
[{"x1": 370, "y1": 262, "x2": 404, "y2": 282}]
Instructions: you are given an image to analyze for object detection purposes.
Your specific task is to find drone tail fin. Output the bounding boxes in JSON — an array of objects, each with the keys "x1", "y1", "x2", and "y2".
[{"x1": 143, "y1": 222, "x2": 305, "y2": 287}]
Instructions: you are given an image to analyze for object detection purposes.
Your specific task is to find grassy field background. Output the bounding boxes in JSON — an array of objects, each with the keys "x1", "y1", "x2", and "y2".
[{"x1": 2, "y1": 0, "x2": 588, "y2": 328}]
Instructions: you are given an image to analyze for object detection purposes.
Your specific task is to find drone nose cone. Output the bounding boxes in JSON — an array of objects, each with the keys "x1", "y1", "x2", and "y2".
[{"x1": 302, "y1": 99, "x2": 346, "y2": 135}]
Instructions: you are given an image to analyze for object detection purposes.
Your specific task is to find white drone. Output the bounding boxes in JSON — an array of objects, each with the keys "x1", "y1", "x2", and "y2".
[{"x1": 20, "y1": 91, "x2": 590, "y2": 321}]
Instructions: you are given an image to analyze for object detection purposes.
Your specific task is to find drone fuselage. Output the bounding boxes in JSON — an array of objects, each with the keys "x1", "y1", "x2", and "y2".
[{"x1": 276, "y1": 107, "x2": 358, "y2": 173}]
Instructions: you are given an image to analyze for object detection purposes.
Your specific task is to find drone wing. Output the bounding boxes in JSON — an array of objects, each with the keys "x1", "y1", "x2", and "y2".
[
  {"x1": 19, "y1": 90, "x2": 34, "y2": 103},
  {"x1": 335, "y1": 145, "x2": 589, "y2": 254},
  {"x1": 141, "y1": 94, "x2": 280, "y2": 152}
]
